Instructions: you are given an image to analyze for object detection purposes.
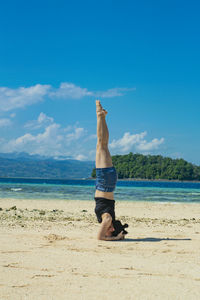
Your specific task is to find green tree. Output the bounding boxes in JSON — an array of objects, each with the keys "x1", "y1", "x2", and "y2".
[{"x1": 91, "y1": 152, "x2": 200, "y2": 181}]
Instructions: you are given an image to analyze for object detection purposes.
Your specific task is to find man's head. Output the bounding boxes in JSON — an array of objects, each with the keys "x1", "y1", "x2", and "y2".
[{"x1": 112, "y1": 220, "x2": 129, "y2": 237}]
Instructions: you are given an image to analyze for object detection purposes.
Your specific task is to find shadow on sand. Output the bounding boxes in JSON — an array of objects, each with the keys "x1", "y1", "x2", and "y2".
[{"x1": 117, "y1": 237, "x2": 192, "y2": 242}]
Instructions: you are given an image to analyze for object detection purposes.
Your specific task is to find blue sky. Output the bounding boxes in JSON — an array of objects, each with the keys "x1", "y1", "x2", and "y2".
[{"x1": 0, "y1": 0, "x2": 200, "y2": 164}]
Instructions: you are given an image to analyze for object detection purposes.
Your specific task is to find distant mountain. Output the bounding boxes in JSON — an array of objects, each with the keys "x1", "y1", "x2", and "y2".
[
  {"x1": 0, "y1": 152, "x2": 72, "y2": 161},
  {"x1": 0, "y1": 152, "x2": 94, "y2": 179}
]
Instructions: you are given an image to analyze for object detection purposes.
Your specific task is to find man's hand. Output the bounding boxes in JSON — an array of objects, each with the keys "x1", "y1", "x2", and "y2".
[{"x1": 116, "y1": 231, "x2": 125, "y2": 240}]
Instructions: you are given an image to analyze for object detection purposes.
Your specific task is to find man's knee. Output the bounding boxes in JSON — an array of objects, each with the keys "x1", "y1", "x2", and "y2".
[{"x1": 96, "y1": 142, "x2": 108, "y2": 151}]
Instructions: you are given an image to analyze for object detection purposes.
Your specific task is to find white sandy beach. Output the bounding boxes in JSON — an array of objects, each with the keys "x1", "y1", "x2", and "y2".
[{"x1": 1, "y1": 198, "x2": 200, "y2": 300}]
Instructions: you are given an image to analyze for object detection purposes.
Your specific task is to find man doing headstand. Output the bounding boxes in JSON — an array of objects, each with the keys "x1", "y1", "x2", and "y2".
[{"x1": 94, "y1": 100, "x2": 126, "y2": 241}]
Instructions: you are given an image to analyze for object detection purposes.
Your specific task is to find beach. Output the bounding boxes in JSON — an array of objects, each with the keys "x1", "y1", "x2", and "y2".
[{"x1": 1, "y1": 198, "x2": 200, "y2": 300}]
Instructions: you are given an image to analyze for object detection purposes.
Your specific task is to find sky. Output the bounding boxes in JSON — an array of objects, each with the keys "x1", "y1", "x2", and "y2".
[{"x1": 0, "y1": 0, "x2": 200, "y2": 164}]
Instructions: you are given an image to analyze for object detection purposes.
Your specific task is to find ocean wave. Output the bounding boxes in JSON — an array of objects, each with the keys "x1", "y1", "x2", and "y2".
[
  {"x1": 188, "y1": 192, "x2": 200, "y2": 195},
  {"x1": 11, "y1": 188, "x2": 22, "y2": 192}
]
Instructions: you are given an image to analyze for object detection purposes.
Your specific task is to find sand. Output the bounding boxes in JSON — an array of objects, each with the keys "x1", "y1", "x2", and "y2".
[{"x1": 0, "y1": 198, "x2": 200, "y2": 300}]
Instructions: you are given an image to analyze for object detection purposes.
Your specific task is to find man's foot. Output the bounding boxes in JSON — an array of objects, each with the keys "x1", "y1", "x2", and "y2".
[{"x1": 96, "y1": 100, "x2": 107, "y2": 117}]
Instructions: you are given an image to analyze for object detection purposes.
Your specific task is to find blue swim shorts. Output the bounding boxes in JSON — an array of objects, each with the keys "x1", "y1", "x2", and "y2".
[{"x1": 95, "y1": 166, "x2": 118, "y2": 192}]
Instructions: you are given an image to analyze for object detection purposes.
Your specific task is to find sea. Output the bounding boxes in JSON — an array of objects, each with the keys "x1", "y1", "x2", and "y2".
[{"x1": 0, "y1": 178, "x2": 200, "y2": 203}]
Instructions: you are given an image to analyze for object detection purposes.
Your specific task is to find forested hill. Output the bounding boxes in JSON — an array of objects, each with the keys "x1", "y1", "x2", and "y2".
[{"x1": 92, "y1": 153, "x2": 200, "y2": 181}]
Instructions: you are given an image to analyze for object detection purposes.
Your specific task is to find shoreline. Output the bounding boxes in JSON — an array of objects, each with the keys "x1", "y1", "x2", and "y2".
[
  {"x1": 0, "y1": 176, "x2": 200, "y2": 183},
  {"x1": 0, "y1": 197, "x2": 200, "y2": 205},
  {"x1": 117, "y1": 178, "x2": 200, "y2": 183}
]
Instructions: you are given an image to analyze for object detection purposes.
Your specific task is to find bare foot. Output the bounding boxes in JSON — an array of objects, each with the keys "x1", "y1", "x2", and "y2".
[{"x1": 96, "y1": 100, "x2": 107, "y2": 117}]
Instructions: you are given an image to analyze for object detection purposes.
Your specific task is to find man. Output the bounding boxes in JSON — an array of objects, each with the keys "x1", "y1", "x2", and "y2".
[{"x1": 94, "y1": 100, "x2": 126, "y2": 241}]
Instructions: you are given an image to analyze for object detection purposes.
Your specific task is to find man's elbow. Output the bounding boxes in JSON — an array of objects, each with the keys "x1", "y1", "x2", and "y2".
[{"x1": 97, "y1": 234, "x2": 105, "y2": 241}]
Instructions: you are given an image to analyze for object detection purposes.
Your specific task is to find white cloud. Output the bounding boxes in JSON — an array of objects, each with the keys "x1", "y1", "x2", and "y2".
[
  {"x1": 10, "y1": 113, "x2": 16, "y2": 118},
  {"x1": 3, "y1": 123, "x2": 62, "y2": 156},
  {"x1": 65, "y1": 127, "x2": 86, "y2": 143},
  {"x1": 0, "y1": 84, "x2": 51, "y2": 112},
  {"x1": 1, "y1": 122, "x2": 89, "y2": 159},
  {"x1": 25, "y1": 112, "x2": 54, "y2": 129},
  {"x1": 50, "y1": 83, "x2": 135, "y2": 100},
  {"x1": 0, "y1": 118, "x2": 12, "y2": 127},
  {"x1": 95, "y1": 87, "x2": 136, "y2": 98},
  {"x1": 110, "y1": 131, "x2": 147, "y2": 153},
  {"x1": 50, "y1": 82, "x2": 93, "y2": 99},
  {"x1": 0, "y1": 119, "x2": 165, "y2": 161},
  {"x1": 63, "y1": 125, "x2": 73, "y2": 132},
  {"x1": 0, "y1": 82, "x2": 135, "y2": 112},
  {"x1": 38, "y1": 112, "x2": 54, "y2": 124},
  {"x1": 137, "y1": 138, "x2": 165, "y2": 151},
  {"x1": 75, "y1": 154, "x2": 87, "y2": 161},
  {"x1": 110, "y1": 131, "x2": 164, "y2": 154},
  {"x1": 84, "y1": 134, "x2": 97, "y2": 142}
]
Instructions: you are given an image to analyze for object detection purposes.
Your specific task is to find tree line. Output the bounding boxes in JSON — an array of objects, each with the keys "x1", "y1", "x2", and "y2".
[{"x1": 91, "y1": 153, "x2": 200, "y2": 181}]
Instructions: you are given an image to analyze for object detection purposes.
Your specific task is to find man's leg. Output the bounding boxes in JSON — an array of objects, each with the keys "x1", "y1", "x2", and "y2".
[
  {"x1": 95, "y1": 100, "x2": 114, "y2": 199},
  {"x1": 95, "y1": 100, "x2": 113, "y2": 168}
]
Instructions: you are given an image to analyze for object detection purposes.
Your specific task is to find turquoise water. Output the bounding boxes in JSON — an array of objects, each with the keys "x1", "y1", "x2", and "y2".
[{"x1": 0, "y1": 178, "x2": 200, "y2": 203}]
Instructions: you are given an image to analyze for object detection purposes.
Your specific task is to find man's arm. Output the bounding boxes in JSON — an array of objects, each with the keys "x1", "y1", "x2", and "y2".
[
  {"x1": 97, "y1": 213, "x2": 125, "y2": 241},
  {"x1": 101, "y1": 231, "x2": 125, "y2": 241}
]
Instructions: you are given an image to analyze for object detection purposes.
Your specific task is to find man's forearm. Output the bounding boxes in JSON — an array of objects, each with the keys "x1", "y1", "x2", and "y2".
[{"x1": 98, "y1": 235, "x2": 123, "y2": 241}]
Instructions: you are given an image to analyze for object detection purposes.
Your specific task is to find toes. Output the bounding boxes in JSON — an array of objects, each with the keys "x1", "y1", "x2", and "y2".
[
  {"x1": 96, "y1": 100, "x2": 101, "y2": 107},
  {"x1": 96, "y1": 100, "x2": 107, "y2": 116},
  {"x1": 103, "y1": 109, "x2": 108, "y2": 114},
  {"x1": 96, "y1": 99, "x2": 102, "y2": 104}
]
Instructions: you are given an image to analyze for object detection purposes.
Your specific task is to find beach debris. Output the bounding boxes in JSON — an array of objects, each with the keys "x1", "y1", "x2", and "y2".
[
  {"x1": 0, "y1": 207, "x2": 2, "y2": 211},
  {"x1": 10, "y1": 206, "x2": 17, "y2": 210},
  {"x1": 44, "y1": 233, "x2": 67, "y2": 242},
  {"x1": 39, "y1": 210, "x2": 46, "y2": 215},
  {"x1": 82, "y1": 210, "x2": 87, "y2": 212}
]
